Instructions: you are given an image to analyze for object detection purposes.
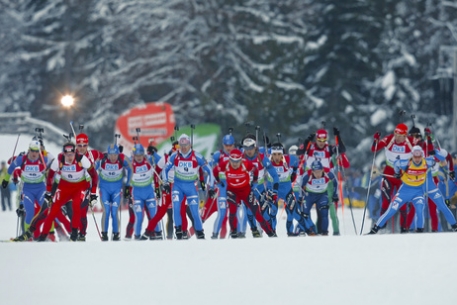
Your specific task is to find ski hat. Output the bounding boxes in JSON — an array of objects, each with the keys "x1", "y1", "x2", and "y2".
[
  {"x1": 316, "y1": 129, "x2": 328, "y2": 142},
  {"x1": 411, "y1": 145, "x2": 424, "y2": 157},
  {"x1": 29, "y1": 140, "x2": 41, "y2": 152},
  {"x1": 63, "y1": 142, "x2": 76, "y2": 153},
  {"x1": 288, "y1": 145, "x2": 298, "y2": 155},
  {"x1": 222, "y1": 134, "x2": 235, "y2": 146},
  {"x1": 409, "y1": 126, "x2": 421, "y2": 136},
  {"x1": 451, "y1": 152, "x2": 457, "y2": 159},
  {"x1": 229, "y1": 149, "x2": 243, "y2": 162},
  {"x1": 76, "y1": 133, "x2": 89, "y2": 144},
  {"x1": 242, "y1": 138, "x2": 256, "y2": 149},
  {"x1": 107, "y1": 144, "x2": 119, "y2": 155},
  {"x1": 132, "y1": 144, "x2": 145, "y2": 155},
  {"x1": 270, "y1": 142, "x2": 284, "y2": 154},
  {"x1": 311, "y1": 160, "x2": 323, "y2": 171},
  {"x1": 395, "y1": 123, "x2": 408, "y2": 135},
  {"x1": 178, "y1": 134, "x2": 191, "y2": 146}
]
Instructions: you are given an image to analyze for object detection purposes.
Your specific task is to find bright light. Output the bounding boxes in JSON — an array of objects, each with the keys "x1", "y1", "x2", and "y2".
[{"x1": 61, "y1": 95, "x2": 74, "y2": 108}]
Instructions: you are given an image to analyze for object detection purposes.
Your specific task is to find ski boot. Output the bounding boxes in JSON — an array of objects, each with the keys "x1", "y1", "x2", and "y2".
[
  {"x1": 12, "y1": 230, "x2": 32, "y2": 242},
  {"x1": 196, "y1": 230, "x2": 205, "y2": 240},
  {"x1": 175, "y1": 226, "x2": 183, "y2": 240},
  {"x1": 251, "y1": 228, "x2": 262, "y2": 238},
  {"x1": 230, "y1": 230, "x2": 238, "y2": 239},
  {"x1": 367, "y1": 225, "x2": 379, "y2": 235},
  {"x1": 112, "y1": 233, "x2": 120, "y2": 241},
  {"x1": 211, "y1": 232, "x2": 218, "y2": 239},
  {"x1": 101, "y1": 232, "x2": 109, "y2": 241},
  {"x1": 70, "y1": 229, "x2": 79, "y2": 242},
  {"x1": 77, "y1": 233, "x2": 86, "y2": 242}
]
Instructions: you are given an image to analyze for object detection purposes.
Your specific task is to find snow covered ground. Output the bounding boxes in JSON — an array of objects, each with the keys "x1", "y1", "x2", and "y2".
[{"x1": 1, "y1": 133, "x2": 457, "y2": 305}]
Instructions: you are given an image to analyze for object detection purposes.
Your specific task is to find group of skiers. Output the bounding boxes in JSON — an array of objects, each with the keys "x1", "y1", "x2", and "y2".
[{"x1": 2, "y1": 120, "x2": 457, "y2": 242}]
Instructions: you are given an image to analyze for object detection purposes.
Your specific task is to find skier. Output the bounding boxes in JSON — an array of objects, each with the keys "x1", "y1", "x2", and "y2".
[
  {"x1": 241, "y1": 135, "x2": 280, "y2": 236},
  {"x1": 214, "y1": 149, "x2": 276, "y2": 238},
  {"x1": 371, "y1": 123, "x2": 415, "y2": 233},
  {"x1": 161, "y1": 134, "x2": 215, "y2": 240},
  {"x1": 368, "y1": 146, "x2": 455, "y2": 234},
  {"x1": 301, "y1": 160, "x2": 338, "y2": 235},
  {"x1": 75, "y1": 133, "x2": 104, "y2": 241},
  {"x1": 2, "y1": 140, "x2": 48, "y2": 232},
  {"x1": 129, "y1": 143, "x2": 159, "y2": 240},
  {"x1": 207, "y1": 133, "x2": 236, "y2": 239},
  {"x1": 96, "y1": 144, "x2": 132, "y2": 241},
  {"x1": 267, "y1": 142, "x2": 311, "y2": 236}
]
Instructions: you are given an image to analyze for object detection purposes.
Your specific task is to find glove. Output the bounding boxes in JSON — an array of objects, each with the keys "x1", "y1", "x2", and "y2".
[
  {"x1": 208, "y1": 188, "x2": 217, "y2": 199},
  {"x1": 1, "y1": 179, "x2": 8, "y2": 189},
  {"x1": 12, "y1": 177, "x2": 19, "y2": 185},
  {"x1": 428, "y1": 150, "x2": 435, "y2": 156},
  {"x1": 118, "y1": 145, "x2": 124, "y2": 153},
  {"x1": 123, "y1": 186, "x2": 131, "y2": 199},
  {"x1": 394, "y1": 172, "x2": 401, "y2": 179},
  {"x1": 373, "y1": 132, "x2": 381, "y2": 141},
  {"x1": 333, "y1": 127, "x2": 340, "y2": 137},
  {"x1": 155, "y1": 187, "x2": 161, "y2": 198},
  {"x1": 161, "y1": 182, "x2": 171, "y2": 194},
  {"x1": 89, "y1": 194, "x2": 98, "y2": 208},
  {"x1": 291, "y1": 172, "x2": 297, "y2": 183},
  {"x1": 450, "y1": 171, "x2": 455, "y2": 180},
  {"x1": 332, "y1": 194, "x2": 339, "y2": 202},
  {"x1": 306, "y1": 133, "x2": 315, "y2": 143},
  {"x1": 16, "y1": 204, "x2": 25, "y2": 217},
  {"x1": 147, "y1": 146, "x2": 157, "y2": 154},
  {"x1": 445, "y1": 199, "x2": 451, "y2": 208},
  {"x1": 44, "y1": 192, "x2": 53, "y2": 204},
  {"x1": 200, "y1": 181, "x2": 206, "y2": 191},
  {"x1": 266, "y1": 189, "x2": 278, "y2": 203},
  {"x1": 424, "y1": 127, "x2": 432, "y2": 137}
]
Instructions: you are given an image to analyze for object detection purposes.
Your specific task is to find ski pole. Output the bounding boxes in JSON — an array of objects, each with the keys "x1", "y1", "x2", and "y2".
[
  {"x1": 190, "y1": 124, "x2": 195, "y2": 149},
  {"x1": 10, "y1": 133, "x2": 21, "y2": 162},
  {"x1": 360, "y1": 141, "x2": 378, "y2": 235},
  {"x1": 335, "y1": 133, "x2": 357, "y2": 235},
  {"x1": 89, "y1": 204, "x2": 103, "y2": 241}
]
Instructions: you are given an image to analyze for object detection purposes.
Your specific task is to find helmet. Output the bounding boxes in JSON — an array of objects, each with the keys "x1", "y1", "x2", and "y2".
[
  {"x1": 316, "y1": 129, "x2": 328, "y2": 142},
  {"x1": 229, "y1": 149, "x2": 243, "y2": 162},
  {"x1": 62, "y1": 142, "x2": 76, "y2": 153},
  {"x1": 107, "y1": 144, "x2": 120, "y2": 155},
  {"x1": 395, "y1": 123, "x2": 408, "y2": 135},
  {"x1": 76, "y1": 133, "x2": 89, "y2": 144},
  {"x1": 29, "y1": 140, "x2": 41, "y2": 152},
  {"x1": 242, "y1": 138, "x2": 256, "y2": 149},
  {"x1": 288, "y1": 145, "x2": 298, "y2": 155},
  {"x1": 178, "y1": 134, "x2": 191, "y2": 146},
  {"x1": 311, "y1": 160, "x2": 323, "y2": 171},
  {"x1": 222, "y1": 134, "x2": 235, "y2": 146},
  {"x1": 411, "y1": 145, "x2": 424, "y2": 157},
  {"x1": 132, "y1": 144, "x2": 145, "y2": 155}
]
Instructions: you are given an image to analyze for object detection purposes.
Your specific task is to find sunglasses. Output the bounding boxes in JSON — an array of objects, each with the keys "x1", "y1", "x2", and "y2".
[
  {"x1": 77, "y1": 144, "x2": 88, "y2": 148},
  {"x1": 30, "y1": 149, "x2": 40, "y2": 152},
  {"x1": 316, "y1": 139, "x2": 327, "y2": 142}
]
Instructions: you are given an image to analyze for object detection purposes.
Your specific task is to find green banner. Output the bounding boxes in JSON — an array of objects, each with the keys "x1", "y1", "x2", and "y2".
[{"x1": 156, "y1": 123, "x2": 221, "y2": 160}]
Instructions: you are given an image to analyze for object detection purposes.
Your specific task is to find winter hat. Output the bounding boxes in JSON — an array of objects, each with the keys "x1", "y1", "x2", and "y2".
[
  {"x1": 178, "y1": 134, "x2": 191, "y2": 146},
  {"x1": 395, "y1": 123, "x2": 408, "y2": 135},
  {"x1": 229, "y1": 149, "x2": 243, "y2": 162},
  {"x1": 29, "y1": 140, "x2": 41, "y2": 152},
  {"x1": 411, "y1": 145, "x2": 424, "y2": 157},
  {"x1": 76, "y1": 133, "x2": 89, "y2": 144},
  {"x1": 222, "y1": 134, "x2": 235, "y2": 146},
  {"x1": 288, "y1": 145, "x2": 298, "y2": 155},
  {"x1": 409, "y1": 126, "x2": 421, "y2": 136},
  {"x1": 316, "y1": 129, "x2": 328, "y2": 142}
]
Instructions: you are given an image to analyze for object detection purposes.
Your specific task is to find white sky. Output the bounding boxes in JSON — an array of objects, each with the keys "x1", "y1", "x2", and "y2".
[{"x1": 1, "y1": 134, "x2": 456, "y2": 305}]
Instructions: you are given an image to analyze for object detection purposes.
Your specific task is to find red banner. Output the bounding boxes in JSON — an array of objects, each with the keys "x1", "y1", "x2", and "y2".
[{"x1": 114, "y1": 102, "x2": 175, "y2": 154}]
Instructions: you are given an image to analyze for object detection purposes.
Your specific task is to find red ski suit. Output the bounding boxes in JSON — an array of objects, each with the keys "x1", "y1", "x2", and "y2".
[{"x1": 215, "y1": 160, "x2": 274, "y2": 235}]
